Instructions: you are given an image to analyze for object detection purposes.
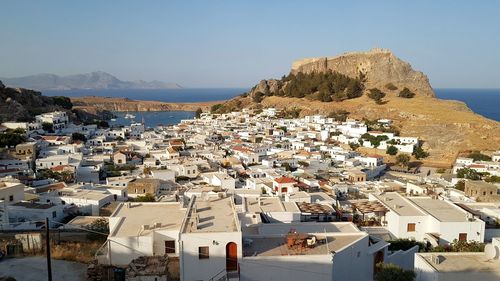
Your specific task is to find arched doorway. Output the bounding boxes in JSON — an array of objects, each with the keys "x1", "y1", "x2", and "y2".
[{"x1": 226, "y1": 242, "x2": 238, "y2": 271}]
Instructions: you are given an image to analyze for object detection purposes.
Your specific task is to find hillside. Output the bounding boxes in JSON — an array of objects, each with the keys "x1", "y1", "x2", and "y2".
[
  {"x1": 71, "y1": 96, "x2": 220, "y2": 112},
  {"x1": 0, "y1": 81, "x2": 110, "y2": 123},
  {"x1": 0, "y1": 71, "x2": 182, "y2": 91},
  {"x1": 215, "y1": 49, "x2": 500, "y2": 167}
]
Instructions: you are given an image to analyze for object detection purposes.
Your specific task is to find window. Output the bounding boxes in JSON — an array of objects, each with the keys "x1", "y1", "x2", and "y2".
[
  {"x1": 199, "y1": 246, "x2": 209, "y2": 259},
  {"x1": 52, "y1": 211, "x2": 57, "y2": 218},
  {"x1": 407, "y1": 223, "x2": 416, "y2": 232},
  {"x1": 9, "y1": 195, "x2": 14, "y2": 202},
  {"x1": 459, "y1": 233, "x2": 467, "y2": 242},
  {"x1": 165, "y1": 240, "x2": 175, "y2": 254}
]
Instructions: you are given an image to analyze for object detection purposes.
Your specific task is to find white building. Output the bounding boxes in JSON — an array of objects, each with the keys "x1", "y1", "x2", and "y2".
[{"x1": 370, "y1": 192, "x2": 485, "y2": 246}]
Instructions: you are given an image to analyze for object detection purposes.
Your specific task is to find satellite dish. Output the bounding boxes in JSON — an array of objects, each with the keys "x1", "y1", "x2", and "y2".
[{"x1": 484, "y1": 244, "x2": 500, "y2": 260}]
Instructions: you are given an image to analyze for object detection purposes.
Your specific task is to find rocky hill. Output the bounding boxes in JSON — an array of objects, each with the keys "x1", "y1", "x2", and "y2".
[
  {"x1": 0, "y1": 71, "x2": 182, "y2": 91},
  {"x1": 0, "y1": 81, "x2": 110, "y2": 123},
  {"x1": 216, "y1": 49, "x2": 500, "y2": 167},
  {"x1": 71, "y1": 96, "x2": 220, "y2": 112}
]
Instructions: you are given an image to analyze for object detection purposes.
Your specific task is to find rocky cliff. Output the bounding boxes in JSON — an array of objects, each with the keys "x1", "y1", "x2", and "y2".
[
  {"x1": 291, "y1": 48, "x2": 435, "y2": 97},
  {"x1": 219, "y1": 49, "x2": 500, "y2": 167}
]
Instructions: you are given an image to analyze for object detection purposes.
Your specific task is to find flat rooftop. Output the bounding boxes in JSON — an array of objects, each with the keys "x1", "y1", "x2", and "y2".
[
  {"x1": 183, "y1": 196, "x2": 239, "y2": 233},
  {"x1": 409, "y1": 197, "x2": 470, "y2": 222},
  {"x1": 245, "y1": 197, "x2": 300, "y2": 213},
  {"x1": 111, "y1": 202, "x2": 186, "y2": 237},
  {"x1": 418, "y1": 252, "x2": 500, "y2": 275},
  {"x1": 243, "y1": 234, "x2": 364, "y2": 257},
  {"x1": 373, "y1": 192, "x2": 426, "y2": 216}
]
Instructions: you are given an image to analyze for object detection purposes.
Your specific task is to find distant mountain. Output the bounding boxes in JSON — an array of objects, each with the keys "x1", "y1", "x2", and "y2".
[{"x1": 0, "y1": 71, "x2": 182, "y2": 90}]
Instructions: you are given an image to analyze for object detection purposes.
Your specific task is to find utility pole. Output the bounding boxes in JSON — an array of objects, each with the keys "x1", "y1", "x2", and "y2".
[{"x1": 45, "y1": 218, "x2": 53, "y2": 281}]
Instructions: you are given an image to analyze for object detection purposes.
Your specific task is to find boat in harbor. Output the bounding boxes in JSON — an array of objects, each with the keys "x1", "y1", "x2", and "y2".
[{"x1": 124, "y1": 113, "x2": 136, "y2": 119}]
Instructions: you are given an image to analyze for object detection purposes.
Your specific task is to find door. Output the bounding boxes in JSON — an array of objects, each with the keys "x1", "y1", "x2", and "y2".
[
  {"x1": 226, "y1": 242, "x2": 238, "y2": 271},
  {"x1": 459, "y1": 233, "x2": 467, "y2": 242}
]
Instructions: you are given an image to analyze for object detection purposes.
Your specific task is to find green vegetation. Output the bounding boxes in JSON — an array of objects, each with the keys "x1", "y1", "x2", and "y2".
[
  {"x1": 360, "y1": 133, "x2": 389, "y2": 148},
  {"x1": 84, "y1": 120, "x2": 109, "y2": 128},
  {"x1": 412, "y1": 146, "x2": 429, "y2": 159},
  {"x1": 134, "y1": 193, "x2": 156, "y2": 202},
  {"x1": 42, "y1": 122, "x2": 54, "y2": 133},
  {"x1": 71, "y1": 132, "x2": 87, "y2": 142},
  {"x1": 327, "y1": 109, "x2": 350, "y2": 122},
  {"x1": 364, "y1": 119, "x2": 400, "y2": 136},
  {"x1": 349, "y1": 142, "x2": 360, "y2": 151},
  {"x1": 398, "y1": 87, "x2": 415, "y2": 98},
  {"x1": 485, "y1": 175, "x2": 500, "y2": 183},
  {"x1": 271, "y1": 71, "x2": 364, "y2": 102},
  {"x1": 195, "y1": 108, "x2": 203, "y2": 118},
  {"x1": 431, "y1": 240, "x2": 485, "y2": 253},
  {"x1": 375, "y1": 263, "x2": 415, "y2": 281},
  {"x1": 388, "y1": 239, "x2": 426, "y2": 252},
  {"x1": 37, "y1": 169, "x2": 74, "y2": 183},
  {"x1": 51, "y1": 96, "x2": 73, "y2": 109},
  {"x1": 298, "y1": 161, "x2": 309, "y2": 167},
  {"x1": 0, "y1": 129, "x2": 26, "y2": 147},
  {"x1": 367, "y1": 88, "x2": 386, "y2": 104},
  {"x1": 86, "y1": 218, "x2": 109, "y2": 241},
  {"x1": 385, "y1": 83, "x2": 398, "y2": 91},
  {"x1": 386, "y1": 146, "x2": 398, "y2": 155},
  {"x1": 436, "y1": 168, "x2": 446, "y2": 173},
  {"x1": 467, "y1": 151, "x2": 491, "y2": 162},
  {"x1": 456, "y1": 168, "x2": 481, "y2": 180},
  {"x1": 454, "y1": 180, "x2": 465, "y2": 191},
  {"x1": 396, "y1": 153, "x2": 411, "y2": 168}
]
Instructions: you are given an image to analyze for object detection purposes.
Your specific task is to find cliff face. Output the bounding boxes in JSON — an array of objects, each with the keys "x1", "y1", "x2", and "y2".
[
  {"x1": 222, "y1": 49, "x2": 500, "y2": 167},
  {"x1": 291, "y1": 48, "x2": 435, "y2": 97}
]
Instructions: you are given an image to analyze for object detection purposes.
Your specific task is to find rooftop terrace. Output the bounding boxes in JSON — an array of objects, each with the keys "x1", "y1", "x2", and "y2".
[{"x1": 182, "y1": 196, "x2": 239, "y2": 233}]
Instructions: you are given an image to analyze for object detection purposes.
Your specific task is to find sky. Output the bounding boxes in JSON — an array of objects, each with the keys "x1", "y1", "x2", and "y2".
[{"x1": 1, "y1": 1, "x2": 499, "y2": 88}]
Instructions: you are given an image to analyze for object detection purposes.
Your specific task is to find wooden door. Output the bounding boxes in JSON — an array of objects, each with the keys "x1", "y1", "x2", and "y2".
[{"x1": 226, "y1": 242, "x2": 238, "y2": 271}]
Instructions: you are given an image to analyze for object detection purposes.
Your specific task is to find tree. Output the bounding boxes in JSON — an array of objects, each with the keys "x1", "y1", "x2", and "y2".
[
  {"x1": 52, "y1": 96, "x2": 73, "y2": 109},
  {"x1": 386, "y1": 146, "x2": 398, "y2": 155},
  {"x1": 454, "y1": 180, "x2": 465, "y2": 191},
  {"x1": 375, "y1": 263, "x2": 416, "y2": 281},
  {"x1": 467, "y1": 151, "x2": 491, "y2": 162},
  {"x1": 327, "y1": 110, "x2": 350, "y2": 122},
  {"x1": 456, "y1": 168, "x2": 481, "y2": 180},
  {"x1": 86, "y1": 218, "x2": 109, "y2": 241},
  {"x1": 368, "y1": 88, "x2": 386, "y2": 104},
  {"x1": 71, "y1": 132, "x2": 87, "y2": 142},
  {"x1": 396, "y1": 154, "x2": 411, "y2": 168},
  {"x1": 0, "y1": 131, "x2": 26, "y2": 147},
  {"x1": 195, "y1": 108, "x2": 203, "y2": 118},
  {"x1": 385, "y1": 83, "x2": 398, "y2": 91},
  {"x1": 412, "y1": 146, "x2": 429, "y2": 159},
  {"x1": 42, "y1": 122, "x2": 54, "y2": 133},
  {"x1": 398, "y1": 87, "x2": 415, "y2": 98},
  {"x1": 349, "y1": 142, "x2": 360, "y2": 151}
]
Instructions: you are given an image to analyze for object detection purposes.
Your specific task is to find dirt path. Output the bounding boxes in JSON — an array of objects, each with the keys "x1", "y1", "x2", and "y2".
[{"x1": 0, "y1": 257, "x2": 87, "y2": 281}]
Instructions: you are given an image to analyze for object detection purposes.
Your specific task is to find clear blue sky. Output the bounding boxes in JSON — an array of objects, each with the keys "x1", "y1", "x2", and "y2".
[{"x1": 1, "y1": 0, "x2": 499, "y2": 88}]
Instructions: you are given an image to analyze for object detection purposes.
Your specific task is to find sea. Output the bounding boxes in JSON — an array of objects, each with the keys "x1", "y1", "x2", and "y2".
[{"x1": 44, "y1": 88, "x2": 499, "y2": 127}]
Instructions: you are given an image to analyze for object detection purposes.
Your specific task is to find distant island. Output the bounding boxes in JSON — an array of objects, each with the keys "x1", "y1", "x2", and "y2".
[{"x1": 0, "y1": 71, "x2": 182, "y2": 91}]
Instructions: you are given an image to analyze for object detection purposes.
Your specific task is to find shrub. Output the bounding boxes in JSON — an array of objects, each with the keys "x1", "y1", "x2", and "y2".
[
  {"x1": 388, "y1": 239, "x2": 426, "y2": 252},
  {"x1": 385, "y1": 83, "x2": 398, "y2": 91},
  {"x1": 71, "y1": 132, "x2": 87, "y2": 142},
  {"x1": 375, "y1": 263, "x2": 415, "y2": 281},
  {"x1": 195, "y1": 108, "x2": 203, "y2": 118},
  {"x1": 327, "y1": 110, "x2": 350, "y2": 122},
  {"x1": 454, "y1": 180, "x2": 465, "y2": 191},
  {"x1": 412, "y1": 146, "x2": 429, "y2": 159},
  {"x1": 134, "y1": 193, "x2": 156, "y2": 202},
  {"x1": 396, "y1": 154, "x2": 411, "y2": 167},
  {"x1": 398, "y1": 87, "x2": 415, "y2": 98},
  {"x1": 467, "y1": 151, "x2": 491, "y2": 162},
  {"x1": 367, "y1": 88, "x2": 386, "y2": 104},
  {"x1": 456, "y1": 168, "x2": 481, "y2": 180},
  {"x1": 386, "y1": 146, "x2": 398, "y2": 155}
]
